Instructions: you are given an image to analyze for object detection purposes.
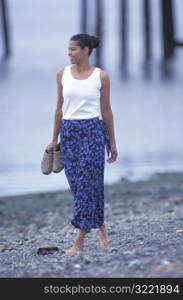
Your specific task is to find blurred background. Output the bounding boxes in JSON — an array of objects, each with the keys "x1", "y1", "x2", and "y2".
[{"x1": 0, "y1": 0, "x2": 183, "y2": 197}]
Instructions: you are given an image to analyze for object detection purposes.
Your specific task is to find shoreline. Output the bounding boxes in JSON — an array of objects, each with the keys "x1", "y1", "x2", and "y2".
[
  {"x1": 0, "y1": 170, "x2": 183, "y2": 277},
  {"x1": 1, "y1": 170, "x2": 183, "y2": 201}
]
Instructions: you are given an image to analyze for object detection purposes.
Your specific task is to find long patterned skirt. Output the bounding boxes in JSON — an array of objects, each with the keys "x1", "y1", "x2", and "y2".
[{"x1": 60, "y1": 117, "x2": 111, "y2": 232}]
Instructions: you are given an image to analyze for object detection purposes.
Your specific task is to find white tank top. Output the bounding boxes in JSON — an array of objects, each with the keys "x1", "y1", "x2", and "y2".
[{"x1": 61, "y1": 65, "x2": 102, "y2": 119}]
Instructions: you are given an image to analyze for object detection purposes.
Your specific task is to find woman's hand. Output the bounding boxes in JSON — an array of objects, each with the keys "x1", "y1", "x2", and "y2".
[
  {"x1": 107, "y1": 143, "x2": 118, "y2": 163},
  {"x1": 46, "y1": 141, "x2": 58, "y2": 153}
]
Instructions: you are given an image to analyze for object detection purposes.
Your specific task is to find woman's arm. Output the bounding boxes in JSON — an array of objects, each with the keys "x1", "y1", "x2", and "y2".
[
  {"x1": 46, "y1": 69, "x2": 64, "y2": 152},
  {"x1": 100, "y1": 71, "x2": 118, "y2": 162},
  {"x1": 51, "y1": 69, "x2": 64, "y2": 143}
]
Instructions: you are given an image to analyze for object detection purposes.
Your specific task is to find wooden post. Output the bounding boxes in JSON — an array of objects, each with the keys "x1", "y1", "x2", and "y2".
[
  {"x1": 161, "y1": 0, "x2": 175, "y2": 60},
  {"x1": 95, "y1": 0, "x2": 102, "y2": 68},
  {"x1": 143, "y1": 0, "x2": 151, "y2": 77},
  {"x1": 161, "y1": 0, "x2": 175, "y2": 77},
  {"x1": 144, "y1": 0, "x2": 151, "y2": 62},
  {"x1": 81, "y1": 0, "x2": 88, "y2": 33},
  {"x1": 0, "y1": 0, "x2": 11, "y2": 60},
  {"x1": 120, "y1": 0, "x2": 128, "y2": 78}
]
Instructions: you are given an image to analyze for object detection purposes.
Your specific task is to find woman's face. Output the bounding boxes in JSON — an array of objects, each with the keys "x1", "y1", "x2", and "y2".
[{"x1": 68, "y1": 40, "x2": 88, "y2": 64}]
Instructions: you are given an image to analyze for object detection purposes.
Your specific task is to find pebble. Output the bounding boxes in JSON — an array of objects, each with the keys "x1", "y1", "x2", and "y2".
[
  {"x1": 74, "y1": 264, "x2": 81, "y2": 269},
  {"x1": 37, "y1": 247, "x2": 59, "y2": 255},
  {"x1": 110, "y1": 247, "x2": 118, "y2": 253},
  {"x1": 128, "y1": 259, "x2": 141, "y2": 269},
  {"x1": 83, "y1": 256, "x2": 92, "y2": 264},
  {"x1": 176, "y1": 229, "x2": 183, "y2": 233}
]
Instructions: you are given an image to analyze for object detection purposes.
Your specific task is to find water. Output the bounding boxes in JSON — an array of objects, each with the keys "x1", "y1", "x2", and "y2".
[{"x1": 1, "y1": 0, "x2": 183, "y2": 197}]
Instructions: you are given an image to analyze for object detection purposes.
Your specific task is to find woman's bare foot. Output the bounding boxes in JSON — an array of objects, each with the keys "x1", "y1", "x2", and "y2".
[
  {"x1": 99, "y1": 222, "x2": 109, "y2": 248},
  {"x1": 64, "y1": 229, "x2": 86, "y2": 255},
  {"x1": 64, "y1": 245, "x2": 84, "y2": 256}
]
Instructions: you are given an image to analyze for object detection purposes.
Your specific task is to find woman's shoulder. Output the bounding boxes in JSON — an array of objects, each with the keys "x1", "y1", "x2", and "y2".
[
  {"x1": 56, "y1": 66, "x2": 68, "y2": 75},
  {"x1": 56, "y1": 66, "x2": 70, "y2": 80},
  {"x1": 56, "y1": 68, "x2": 64, "y2": 78},
  {"x1": 99, "y1": 68, "x2": 110, "y2": 83}
]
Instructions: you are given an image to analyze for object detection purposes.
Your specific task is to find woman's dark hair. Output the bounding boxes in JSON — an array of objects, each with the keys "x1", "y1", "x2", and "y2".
[{"x1": 70, "y1": 33, "x2": 100, "y2": 56}]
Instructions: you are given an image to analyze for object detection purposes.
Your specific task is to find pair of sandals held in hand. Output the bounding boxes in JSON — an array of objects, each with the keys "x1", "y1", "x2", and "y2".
[{"x1": 41, "y1": 142, "x2": 64, "y2": 175}]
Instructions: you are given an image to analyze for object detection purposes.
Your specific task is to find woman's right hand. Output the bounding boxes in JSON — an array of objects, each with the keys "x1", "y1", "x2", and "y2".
[
  {"x1": 107, "y1": 142, "x2": 118, "y2": 163},
  {"x1": 45, "y1": 141, "x2": 58, "y2": 153}
]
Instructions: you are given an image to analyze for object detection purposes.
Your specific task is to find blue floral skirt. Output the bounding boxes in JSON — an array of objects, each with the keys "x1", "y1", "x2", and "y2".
[{"x1": 60, "y1": 117, "x2": 111, "y2": 232}]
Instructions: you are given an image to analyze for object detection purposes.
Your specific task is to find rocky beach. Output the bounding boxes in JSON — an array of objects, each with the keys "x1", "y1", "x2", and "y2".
[{"x1": 0, "y1": 171, "x2": 183, "y2": 278}]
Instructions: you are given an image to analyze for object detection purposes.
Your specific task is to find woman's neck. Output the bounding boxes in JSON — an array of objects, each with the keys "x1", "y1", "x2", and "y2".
[{"x1": 73, "y1": 61, "x2": 92, "y2": 73}]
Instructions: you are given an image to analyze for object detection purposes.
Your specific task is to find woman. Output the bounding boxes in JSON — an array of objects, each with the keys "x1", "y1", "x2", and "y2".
[{"x1": 46, "y1": 33, "x2": 118, "y2": 255}]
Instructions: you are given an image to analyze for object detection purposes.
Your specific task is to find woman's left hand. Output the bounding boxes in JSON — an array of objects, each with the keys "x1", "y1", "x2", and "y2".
[{"x1": 107, "y1": 143, "x2": 118, "y2": 163}]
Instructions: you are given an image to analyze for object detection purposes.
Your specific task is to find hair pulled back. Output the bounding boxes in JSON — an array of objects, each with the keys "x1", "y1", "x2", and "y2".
[{"x1": 70, "y1": 33, "x2": 100, "y2": 56}]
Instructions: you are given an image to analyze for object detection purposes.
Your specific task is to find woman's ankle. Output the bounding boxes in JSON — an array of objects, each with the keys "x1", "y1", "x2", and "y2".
[
  {"x1": 73, "y1": 241, "x2": 84, "y2": 250},
  {"x1": 100, "y1": 222, "x2": 107, "y2": 231}
]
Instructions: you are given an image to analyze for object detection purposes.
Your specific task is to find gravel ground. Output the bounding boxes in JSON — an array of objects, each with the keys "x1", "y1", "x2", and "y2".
[{"x1": 0, "y1": 172, "x2": 183, "y2": 278}]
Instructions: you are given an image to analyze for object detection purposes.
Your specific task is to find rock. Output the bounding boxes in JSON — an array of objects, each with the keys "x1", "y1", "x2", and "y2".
[
  {"x1": 14, "y1": 240, "x2": 24, "y2": 246},
  {"x1": 74, "y1": 264, "x2": 81, "y2": 268},
  {"x1": 37, "y1": 247, "x2": 59, "y2": 255},
  {"x1": 174, "y1": 198, "x2": 183, "y2": 205},
  {"x1": 83, "y1": 256, "x2": 92, "y2": 264},
  {"x1": 123, "y1": 250, "x2": 136, "y2": 255},
  {"x1": 0, "y1": 245, "x2": 16, "y2": 252},
  {"x1": 128, "y1": 259, "x2": 141, "y2": 269},
  {"x1": 110, "y1": 247, "x2": 118, "y2": 253},
  {"x1": 109, "y1": 230, "x2": 117, "y2": 235},
  {"x1": 167, "y1": 208, "x2": 174, "y2": 213},
  {"x1": 176, "y1": 229, "x2": 183, "y2": 233},
  {"x1": 136, "y1": 234, "x2": 144, "y2": 240},
  {"x1": 125, "y1": 218, "x2": 132, "y2": 223},
  {"x1": 0, "y1": 245, "x2": 7, "y2": 252},
  {"x1": 161, "y1": 259, "x2": 170, "y2": 265}
]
